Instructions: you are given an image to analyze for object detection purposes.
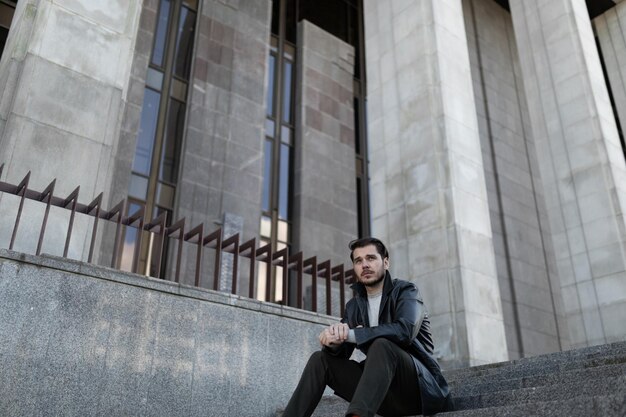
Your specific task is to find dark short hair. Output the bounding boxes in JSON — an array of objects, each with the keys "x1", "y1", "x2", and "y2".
[{"x1": 348, "y1": 237, "x2": 389, "y2": 262}]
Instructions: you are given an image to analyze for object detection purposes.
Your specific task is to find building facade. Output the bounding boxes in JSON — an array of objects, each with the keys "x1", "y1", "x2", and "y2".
[{"x1": 0, "y1": 0, "x2": 625, "y2": 368}]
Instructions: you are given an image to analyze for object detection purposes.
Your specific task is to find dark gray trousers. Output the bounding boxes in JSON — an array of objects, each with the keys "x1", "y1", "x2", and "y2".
[{"x1": 282, "y1": 338, "x2": 422, "y2": 417}]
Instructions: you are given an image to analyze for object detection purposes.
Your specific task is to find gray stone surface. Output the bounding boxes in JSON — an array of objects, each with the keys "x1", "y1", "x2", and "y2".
[
  {"x1": 295, "y1": 341, "x2": 626, "y2": 417},
  {"x1": 510, "y1": 0, "x2": 626, "y2": 348},
  {"x1": 463, "y1": 0, "x2": 565, "y2": 361},
  {"x1": 364, "y1": 0, "x2": 507, "y2": 367},
  {"x1": 0, "y1": 249, "x2": 334, "y2": 417},
  {"x1": 176, "y1": 0, "x2": 271, "y2": 294},
  {"x1": 292, "y1": 20, "x2": 357, "y2": 317},
  {"x1": 0, "y1": 0, "x2": 143, "y2": 264}
]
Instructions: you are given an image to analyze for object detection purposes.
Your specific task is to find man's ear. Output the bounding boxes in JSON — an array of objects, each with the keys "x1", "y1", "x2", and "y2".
[{"x1": 384, "y1": 258, "x2": 389, "y2": 270}]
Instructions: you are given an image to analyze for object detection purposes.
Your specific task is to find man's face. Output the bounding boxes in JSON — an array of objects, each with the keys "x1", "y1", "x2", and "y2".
[{"x1": 352, "y1": 244, "x2": 389, "y2": 287}]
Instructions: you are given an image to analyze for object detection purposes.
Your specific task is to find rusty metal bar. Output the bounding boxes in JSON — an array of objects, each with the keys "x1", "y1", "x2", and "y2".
[
  {"x1": 105, "y1": 199, "x2": 126, "y2": 268},
  {"x1": 184, "y1": 223, "x2": 204, "y2": 287},
  {"x1": 0, "y1": 167, "x2": 362, "y2": 318},
  {"x1": 9, "y1": 171, "x2": 31, "y2": 250},
  {"x1": 166, "y1": 218, "x2": 185, "y2": 283},
  {"x1": 35, "y1": 179, "x2": 56, "y2": 255},
  {"x1": 273, "y1": 247, "x2": 289, "y2": 305},
  {"x1": 86, "y1": 193, "x2": 103, "y2": 263},
  {"x1": 318, "y1": 260, "x2": 332, "y2": 315},
  {"x1": 124, "y1": 205, "x2": 145, "y2": 274},
  {"x1": 62, "y1": 186, "x2": 80, "y2": 257},
  {"x1": 239, "y1": 238, "x2": 256, "y2": 299},
  {"x1": 202, "y1": 228, "x2": 222, "y2": 291},
  {"x1": 289, "y1": 252, "x2": 304, "y2": 309},
  {"x1": 332, "y1": 264, "x2": 345, "y2": 317},
  {"x1": 144, "y1": 211, "x2": 167, "y2": 278},
  {"x1": 222, "y1": 234, "x2": 240, "y2": 295},
  {"x1": 303, "y1": 256, "x2": 318, "y2": 312}
]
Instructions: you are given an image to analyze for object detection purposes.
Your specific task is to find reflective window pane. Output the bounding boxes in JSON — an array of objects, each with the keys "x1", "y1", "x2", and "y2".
[
  {"x1": 174, "y1": 6, "x2": 196, "y2": 80},
  {"x1": 262, "y1": 140, "x2": 273, "y2": 212},
  {"x1": 278, "y1": 143, "x2": 290, "y2": 220},
  {"x1": 152, "y1": 0, "x2": 171, "y2": 67},
  {"x1": 281, "y1": 125, "x2": 292, "y2": 145},
  {"x1": 170, "y1": 77, "x2": 187, "y2": 102},
  {"x1": 160, "y1": 98, "x2": 185, "y2": 183},
  {"x1": 146, "y1": 67, "x2": 164, "y2": 91},
  {"x1": 129, "y1": 174, "x2": 149, "y2": 200},
  {"x1": 267, "y1": 54, "x2": 276, "y2": 116},
  {"x1": 260, "y1": 216, "x2": 272, "y2": 238},
  {"x1": 281, "y1": 60, "x2": 292, "y2": 123},
  {"x1": 132, "y1": 88, "x2": 161, "y2": 175},
  {"x1": 157, "y1": 182, "x2": 175, "y2": 209},
  {"x1": 277, "y1": 220, "x2": 288, "y2": 243}
]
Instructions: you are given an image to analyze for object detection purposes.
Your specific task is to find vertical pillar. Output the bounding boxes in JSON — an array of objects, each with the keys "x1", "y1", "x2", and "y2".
[
  {"x1": 293, "y1": 21, "x2": 358, "y2": 316},
  {"x1": 175, "y1": 0, "x2": 271, "y2": 287},
  {"x1": 364, "y1": 0, "x2": 508, "y2": 366},
  {"x1": 0, "y1": 0, "x2": 143, "y2": 258},
  {"x1": 293, "y1": 20, "x2": 357, "y2": 264},
  {"x1": 510, "y1": 0, "x2": 626, "y2": 347}
]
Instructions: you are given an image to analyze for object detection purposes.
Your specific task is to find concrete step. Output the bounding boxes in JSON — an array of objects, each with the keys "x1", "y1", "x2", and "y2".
[
  {"x1": 438, "y1": 393, "x2": 626, "y2": 417},
  {"x1": 453, "y1": 374, "x2": 626, "y2": 410},
  {"x1": 444, "y1": 341, "x2": 626, "y2": 384},
  {"x1": 450, "y1": 361, "x2": 626, "y2": 397},
  {"x1": 277, "y1": 342, "x2": 626, "y2": 417},
  {"x1": 309, "y1": 392, "x2": 626, "y2": 417}
]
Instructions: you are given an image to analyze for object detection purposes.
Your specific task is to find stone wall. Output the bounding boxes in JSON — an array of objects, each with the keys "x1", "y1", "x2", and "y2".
[
  {"x1": 293, "y1": 20, "x2": 358, "y2": 316},
  {"x1": 0, "y1": 249, "x2": 333, "y2": 417},
  {"x1": 510, "y1": 0, "x2": 626, "y2": 348},
  {"x1": 363, "y1": 0, "x2": 508, "y2": 367},
  {"x1": 463, "y1": 0, "x2": 566, "y2": 359},
  {"x1": 0, "y1": 0, "x2": 143, "y2": 260}
]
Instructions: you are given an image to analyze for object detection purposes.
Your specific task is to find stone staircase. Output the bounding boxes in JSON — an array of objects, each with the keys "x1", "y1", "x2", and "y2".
[{"x1": 300, "y1": 341, "x2": 626, "y2": 416}]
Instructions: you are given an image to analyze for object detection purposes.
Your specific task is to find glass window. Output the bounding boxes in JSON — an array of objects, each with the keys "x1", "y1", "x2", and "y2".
[
  {"x1": 281, "y1": 60, "x2": 293, "y2": 123},
  {"x1": 260, "y1": 216, "x2": 272, "y2": 238},
  {"x1": 262, "y1": 140, "x2": 273, "y2": 212},
  {"x1": 267, "y1": 54, "x2": 276, "y2": 116},
  {"x1": 278, "y1": 143, "x2": 290, "y2": 220},
  {"x1": 129, "y1": 174, "x2": 149, "y2": 200},
  {"x1": 152, "y1": 0, "x2": 171, "y2": 68},
  {"x1": 174, "y1": 6, "x2": 196, "y2": 80},
  {"x1": 132, "y1": 88, "x2": 161, "y2": 176},
  {"x1": 160, "y1": 99, "x2": 185, "y2": 183}
]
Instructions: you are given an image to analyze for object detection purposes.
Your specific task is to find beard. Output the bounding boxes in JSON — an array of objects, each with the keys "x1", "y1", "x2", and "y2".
[{"x1": 362, "y1": 271, "x2": 385, "y2": 287}]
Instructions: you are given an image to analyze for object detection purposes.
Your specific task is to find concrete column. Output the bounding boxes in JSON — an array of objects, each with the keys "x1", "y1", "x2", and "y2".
[
  {"x1": 175, "y1": 1, "x2": 271, "y2": 289},
  {"x1": 293, "y1": 20, "x2": 357, "y2": 265},
  {"x1": 364, "y1": 0, "x2": 508, "y2": 366},
  {"x1": 293, "y1": 21, "x2": 357, "y2": 317},
  {"x1": 595, "y1": 2, "x2": 626, "y2": 140},
  {"x1": 463, "y1": 0, "x2": 566, "y2": 359},
  {"x1": 0, "y1": 0, "x2": 143, "y2": 258},
  {"x1": 510, "y1": 0, "x2": 626, "y2": 347}
]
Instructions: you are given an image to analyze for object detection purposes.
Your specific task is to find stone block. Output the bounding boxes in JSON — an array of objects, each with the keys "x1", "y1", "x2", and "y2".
[
  {"x1": 55, "y1": 0, "x2": 140, "y2": 34},
  {"x1": 14, "y1": 59, "x2": 118, "y2": 146},
  {"x1": 30, "y1": 4, "x2": 135, "y2": 88}
]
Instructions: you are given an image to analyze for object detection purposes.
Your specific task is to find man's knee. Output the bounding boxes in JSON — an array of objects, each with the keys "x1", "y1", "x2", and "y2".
[{"x1": 368, "y1": 338, "x2": 399, "y2": 358}]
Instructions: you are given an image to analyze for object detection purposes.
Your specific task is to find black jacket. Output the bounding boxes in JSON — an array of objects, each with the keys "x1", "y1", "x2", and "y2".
[{"x1": 327, "y1": 271, "x2": 452, "y2": 415}]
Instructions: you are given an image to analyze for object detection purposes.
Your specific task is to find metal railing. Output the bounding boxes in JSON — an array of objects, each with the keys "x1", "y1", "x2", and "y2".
[{"x1": 0, "y1": 164, "x2": 354, "y2": 316}]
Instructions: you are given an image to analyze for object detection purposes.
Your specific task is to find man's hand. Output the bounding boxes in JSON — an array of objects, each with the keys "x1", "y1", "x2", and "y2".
[{"x1": 319, "y1": 323, "x2": 350, "y2": 347}]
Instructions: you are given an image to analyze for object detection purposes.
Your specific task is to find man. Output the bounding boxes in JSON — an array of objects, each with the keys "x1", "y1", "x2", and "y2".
[{"x1": 283, "y1": 237, "x2": 452, "y2": 417}]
